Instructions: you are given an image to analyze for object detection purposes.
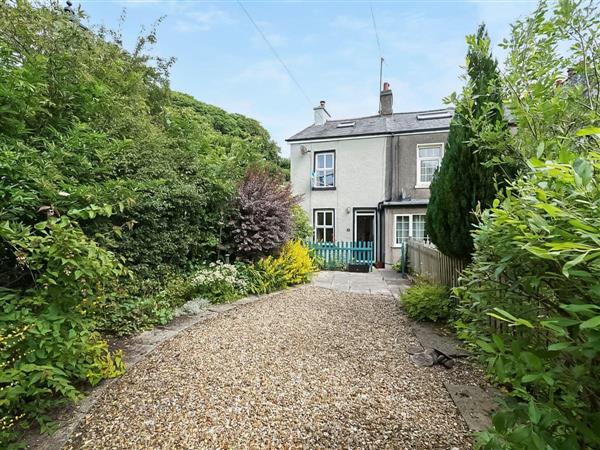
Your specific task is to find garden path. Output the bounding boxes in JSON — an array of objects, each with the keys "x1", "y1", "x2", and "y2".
[
  {"x1": 64, "y1": 281, "x2": 482, "y2": 449},
  {"x1": 312, "y1": 268, "x2": 409, "y2": 295}
]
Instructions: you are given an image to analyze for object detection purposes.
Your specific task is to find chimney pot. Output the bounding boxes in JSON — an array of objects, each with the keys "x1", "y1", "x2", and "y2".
[
  {"x1": 380, "y1": 82, "x2": 393, "y2": 115},
  {"x1": 314, "y1": 100, "x2": 330, "y2": 126}
]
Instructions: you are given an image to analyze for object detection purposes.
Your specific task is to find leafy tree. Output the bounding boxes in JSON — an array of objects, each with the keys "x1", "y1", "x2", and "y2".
[
  {"x1": 426, "y1": 24, "x2": 509, "y2": 260},
  {"x1": 457, "y1": 1, "x2": 600, "y2": 448},
  {"x1": 0, "y1": 1, "x2": 287, "y2": 279},
  {"x1": 0, "y1": 2, "x2": 288, "y2": 444}
]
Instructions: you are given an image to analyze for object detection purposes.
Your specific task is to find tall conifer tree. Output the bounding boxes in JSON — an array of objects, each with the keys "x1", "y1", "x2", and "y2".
[{"x1": 426, "y1": 24, "x2": 507, "y2": 260}]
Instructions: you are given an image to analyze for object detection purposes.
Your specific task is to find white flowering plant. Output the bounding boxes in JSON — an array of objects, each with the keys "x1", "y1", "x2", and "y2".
[{"x1": 190, "y1": 262, "x2": 248, "y2": 303}]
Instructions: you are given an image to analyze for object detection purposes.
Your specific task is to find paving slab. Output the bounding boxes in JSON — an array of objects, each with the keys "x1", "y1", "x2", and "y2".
[
  {"x1": 207, "y1": 303, "x2": 237, "y2": 313},
  {"x1": 445, "y1": 383, "x2": 500, "y2": 432},
  {"x1": 312, "y1": 270, "x2": 395, "y2": 296},
  {"x1": 411, "y1": 321, "x2": 470, "y2": 357}
]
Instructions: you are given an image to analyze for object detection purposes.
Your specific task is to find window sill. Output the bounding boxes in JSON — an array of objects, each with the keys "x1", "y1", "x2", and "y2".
[
  {"x1": 415, "y1": 184, "x2": 430, "y2": 189},
  {"x1": 312, "y1": 187, "x2": 336, "y2": 191}
]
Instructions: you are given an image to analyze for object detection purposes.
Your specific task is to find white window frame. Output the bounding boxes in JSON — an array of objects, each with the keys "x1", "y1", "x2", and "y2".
[
  {"x1": 411, "y1": 214, "x2": 427, "y2": 241},
  {"x1": 313, "y1": 151, "x2": 335, "y2": 188},
  {"x1": 313, "y1": 209, "x2": 335, "y2": 242},
  {"x1": 353, "y1": 209, "x2": 376, "y2": 244},
  {"x1": 393, "y1": 214, "x2": 429, "y2": 246},
  {"x1": 393, "y1": 214, "x2": 411, "y2": 247},
  {"x1": 416, "y1": 143, "x2": 444, "y2": 188}
]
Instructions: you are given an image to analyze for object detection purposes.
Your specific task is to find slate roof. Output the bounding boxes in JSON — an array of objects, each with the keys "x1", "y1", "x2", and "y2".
[{"x1": 286, "y1": 108, "x2": 454, "y2": 142}]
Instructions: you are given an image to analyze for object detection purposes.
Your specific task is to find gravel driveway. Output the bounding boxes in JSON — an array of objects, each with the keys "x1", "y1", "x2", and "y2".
[{"x1": 66, "y1": 286, "x2": 475, "y2": 449}]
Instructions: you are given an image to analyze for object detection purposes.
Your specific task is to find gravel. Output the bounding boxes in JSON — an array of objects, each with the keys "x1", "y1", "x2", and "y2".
[{"x1": 66, "y1": 286, "x2": 476, "y2": 449}]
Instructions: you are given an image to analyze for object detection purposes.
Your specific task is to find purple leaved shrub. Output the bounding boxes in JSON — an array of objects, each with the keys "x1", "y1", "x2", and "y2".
[{"x1": 230, "y1": 168, "x2": 299, "y2": 259}]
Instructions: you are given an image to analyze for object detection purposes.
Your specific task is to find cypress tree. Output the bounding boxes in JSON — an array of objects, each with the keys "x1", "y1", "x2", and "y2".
[{"x1": 426, "y1": 24, "x2": 506, "y2": 260}]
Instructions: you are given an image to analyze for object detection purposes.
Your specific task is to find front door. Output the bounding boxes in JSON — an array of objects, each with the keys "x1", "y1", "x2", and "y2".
[
  {"x1": 354, "y1": 210, "x2": 376, "y2": 264},
  {"x1": 354, "y1": 211, "x2": 375, "y2": 242}
]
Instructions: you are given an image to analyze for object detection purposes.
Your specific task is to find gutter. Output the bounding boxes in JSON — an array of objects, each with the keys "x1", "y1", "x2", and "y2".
[
  {"x1": 382, "y1": 199, "x2": 429, "y2": 207},
  {"x1": 286, "y1": 127, "x2": 450, "y2": 143}
]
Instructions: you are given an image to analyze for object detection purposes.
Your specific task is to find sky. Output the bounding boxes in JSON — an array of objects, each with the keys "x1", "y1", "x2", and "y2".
[{"x1": 80, "y1": 0, "x2": 539, "y2": 156}]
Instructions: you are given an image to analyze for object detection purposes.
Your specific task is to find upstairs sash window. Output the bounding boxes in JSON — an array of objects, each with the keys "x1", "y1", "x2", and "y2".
[
  {"x1": 417, "y1": 144, "x2": 443, "y2": 187},
  {"x1": 314, "y1": 151, "x2": 335, "y2": 188}
]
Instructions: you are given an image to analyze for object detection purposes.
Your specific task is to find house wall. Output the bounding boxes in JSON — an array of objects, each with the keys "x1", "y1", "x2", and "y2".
[
  {"x1": 290, "y1": 129, "x2": 449, "y2": 265},
  {"x1": 290, "y1": 136, "x2": 387, "y2": 243},
  {"x1": 385, "y1": 131, "x2": 449, "y2": 201},
  {"x1": 383, "y1": 206, "x2": 428, "y2": 267}
]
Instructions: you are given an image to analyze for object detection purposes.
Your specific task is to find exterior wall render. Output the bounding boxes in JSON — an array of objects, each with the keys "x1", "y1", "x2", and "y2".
[
  {"x1": 385, "y1": 132, "x2": 449, "y2": 201},
  {"x1": 290, "y1": 137, "x2": 387, "y2": 243}
]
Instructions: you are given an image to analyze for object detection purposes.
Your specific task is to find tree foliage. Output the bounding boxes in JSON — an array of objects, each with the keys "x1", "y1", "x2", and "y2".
[
  {"x1": 457, "y1": 1, "x2": 600, "y2": 448},
  {"x1": 426, "y1": 24, "x2": 509, "y2": 260},
  {"x1": 0, "y1": 1, "x2": 289, "y2": 444}
]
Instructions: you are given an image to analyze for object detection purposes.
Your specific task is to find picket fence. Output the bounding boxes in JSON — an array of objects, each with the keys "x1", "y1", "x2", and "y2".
[
  {"x1": 404, "y1": 238, "x2": 465, "y2": 287},
  {"x1": 307, "y1": 241, "x2": 374, "y2": 269}
]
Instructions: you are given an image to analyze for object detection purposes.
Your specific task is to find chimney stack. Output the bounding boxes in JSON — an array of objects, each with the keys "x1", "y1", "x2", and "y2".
[
  {"x1": 314, "y1": 100, "x2": 330, "y2": 126},
  {"x1": 380, "y1": 82, "x2": 393, "y2": 116}
]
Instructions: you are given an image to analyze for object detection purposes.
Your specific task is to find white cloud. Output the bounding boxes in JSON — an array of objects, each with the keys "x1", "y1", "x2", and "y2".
[{"x1": 175, "y1": 9, "x2": 235, "y2": 33}]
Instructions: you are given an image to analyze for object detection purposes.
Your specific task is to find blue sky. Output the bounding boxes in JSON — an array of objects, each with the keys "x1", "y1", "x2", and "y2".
[{"x1": 80, "y1": 0, "x2": 538, "y2": 155}]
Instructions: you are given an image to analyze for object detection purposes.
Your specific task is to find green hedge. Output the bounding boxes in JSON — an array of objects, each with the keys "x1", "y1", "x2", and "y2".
[{"x1": 401, "y1": 281, "x2": 451, "y2": 322}]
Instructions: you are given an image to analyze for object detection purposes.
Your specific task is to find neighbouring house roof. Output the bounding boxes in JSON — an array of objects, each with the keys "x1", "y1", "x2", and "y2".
[{"x1": 286, "y1": 108, "x2": 454, "y2": 142}]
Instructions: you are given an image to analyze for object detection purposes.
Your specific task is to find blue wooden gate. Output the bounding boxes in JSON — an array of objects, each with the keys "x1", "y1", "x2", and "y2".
[{"x1": 307, "y1": 241, "x2": 374, "y2": 270}]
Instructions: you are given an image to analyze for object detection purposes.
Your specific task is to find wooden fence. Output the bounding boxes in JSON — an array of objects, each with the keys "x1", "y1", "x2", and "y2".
[
  {"x1": 404, "y1": 238, "x2": 465, "y2": 287},
  {"x1": 307, "y1": 241, "x2": 374, "y2": 269}
]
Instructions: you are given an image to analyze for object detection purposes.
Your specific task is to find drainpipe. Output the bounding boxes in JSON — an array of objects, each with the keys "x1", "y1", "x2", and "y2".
[{"x1": 377, "y1": 201, "x2": 385, "y2": 266}]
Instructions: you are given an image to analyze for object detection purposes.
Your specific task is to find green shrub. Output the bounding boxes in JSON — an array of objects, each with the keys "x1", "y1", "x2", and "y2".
[
  {"x1": 236, "y1": 262, "x2": 270, "y2": 295},
  {"x1": 401, "y1": 282, "x2": 451, "y2": 322},
  {"x1": 255, "y1": 240, "x2": 316, "y2": 292},
  {"x1": 392, "y1": 259, "x2": 404, "y2": 273},
  {"x1": 190, "y1": 262, "x2": 248, "y2": 303},
  {"x1": 290, "y1": 205, "x2": 312, "y2": 241},
  {"x1": 94, "y1": 275, "x2": 195, "y2": 336},
  {"x1": 0, "y1": 215, "x2": 125, "y2": 446},
  {"x1": 0, "y1": 1, "x2": 287, "y2": 284},
  {"x1": 316, "y1": 259, "x2": 346, "y2": 271},
  {"x1": 458, "y1": 153, "x2": 600, "y2": 450}
]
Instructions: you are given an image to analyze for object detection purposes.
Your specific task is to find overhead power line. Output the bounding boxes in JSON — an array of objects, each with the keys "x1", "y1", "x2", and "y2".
[
  {"x1": 369, "y1": 0, "x2": 383, "y2": 60},
  {"x1": 370, "y1": 0, "x2": 385, "y2": 113},
  {"x1": 237, "y1": 0, "x2": 313, "y2": 106}
]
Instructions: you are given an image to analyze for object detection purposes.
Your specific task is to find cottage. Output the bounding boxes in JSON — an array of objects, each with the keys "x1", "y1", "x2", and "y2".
[{"x1": 287, "y1": 84, "x2": 453, "y2": 267}]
